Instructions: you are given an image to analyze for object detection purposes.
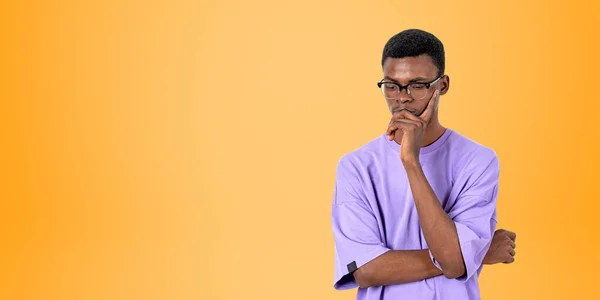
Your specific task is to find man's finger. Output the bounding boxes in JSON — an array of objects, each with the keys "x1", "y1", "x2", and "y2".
[
  {"x1": 387, "y1": 119, "x2": 422, "y2": 140},
  {"x1": 386, "y1": 115, "x2": 403, "y2": 135},
  {"x1": 509, "y1": 240, "x2": 516, "y2": 249},
  {"x1": 387, "y1": 130, "x2": 399, "y2": 141},
  {"x1": 418, "y1": 89, "x2": 439, "y2": 123},
  {"x1": 393, "y1": 110, "x2": 422, "y2": 123},
  {"x1": 386, "y1": 119, "x2": 396, "y2": 136},
  {"x1": 386, "y1": 125, "x2": 396, "y2": 138},
  {"x1": 504, "y1": 256, "x2": 515, "y2": 264},
  {"x1": 505, "y1": 230, "x2": 516, "y2": 241},
  {"x1": 508, "y1": 248, "x2": 516, "y2": 256},
  {"x1": 387, "y1": 119, "x2": 420, "y2": 136},
  {"x1": 387, "y1": 108, "x2": 426, "y2": 140},
  {"x1": 389, "y1": 119, "x2": 421, "y2": 132}
]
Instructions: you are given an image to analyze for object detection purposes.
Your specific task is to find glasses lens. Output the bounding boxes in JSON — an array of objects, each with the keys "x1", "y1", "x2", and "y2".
[
  {"x1": 381, "y1": 83, "x2": 398, "y2": 98},
  {"x1": 408, "y1": 83, "x2": 429, "y2": 100}
]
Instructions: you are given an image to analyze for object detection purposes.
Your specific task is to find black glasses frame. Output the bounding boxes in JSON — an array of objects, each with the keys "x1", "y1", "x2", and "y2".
[{"x1": 377, "y1": 75, "x2": 444, "y2": 97}]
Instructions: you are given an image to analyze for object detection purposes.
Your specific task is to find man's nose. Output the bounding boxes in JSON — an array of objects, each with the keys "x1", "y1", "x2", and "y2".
[{"x1": 397, "y1": 88, "x2": 412, "y2": 103}]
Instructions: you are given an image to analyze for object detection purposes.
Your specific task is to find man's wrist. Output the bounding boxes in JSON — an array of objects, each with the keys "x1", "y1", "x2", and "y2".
[{"x1": 401, "y1": 156, "x2": 421, "y2": 169}]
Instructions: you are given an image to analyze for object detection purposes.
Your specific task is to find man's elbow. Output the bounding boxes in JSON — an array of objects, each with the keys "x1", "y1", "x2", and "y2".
[
  {"x1": 439, "y1": 254, "x2": 466, "y2": 279},
  {"x1": 442, "y1": 266, "x2": 465, "y2": 279},
  {"x1": 353, "y1": 267, "x2": 374, "y2": 288}
]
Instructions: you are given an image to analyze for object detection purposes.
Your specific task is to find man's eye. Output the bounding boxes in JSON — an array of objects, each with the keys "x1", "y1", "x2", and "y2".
[
  {"x1": 383, "y1": 83, "x2": 397, "y2": 90},
  {"x1": 410, "y1": 83, "x2": 426, "y2": 89}
]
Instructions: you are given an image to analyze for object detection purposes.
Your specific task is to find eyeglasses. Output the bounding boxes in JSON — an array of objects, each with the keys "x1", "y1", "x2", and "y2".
[{"x1": 377, "y1": 75, "x2": 443, "y2": 100}]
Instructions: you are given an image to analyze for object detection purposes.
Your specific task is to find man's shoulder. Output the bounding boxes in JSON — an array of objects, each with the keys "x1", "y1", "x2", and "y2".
[
  {"x1": 446, "y1": 129, "x2": 498, "y2": 167},
  {"x1": 336, "y1": 133, "x2": 387, "y2": 171}
]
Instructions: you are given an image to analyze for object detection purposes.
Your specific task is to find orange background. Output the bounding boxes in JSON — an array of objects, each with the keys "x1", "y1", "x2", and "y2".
[{"x1": 1, "y1": 0, "x2": 599, "y2": 299}]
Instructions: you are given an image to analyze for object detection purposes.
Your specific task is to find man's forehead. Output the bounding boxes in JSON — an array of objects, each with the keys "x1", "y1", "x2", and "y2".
[{"x1": 382, "y1": 55, "x2": 438, "y2": 80}]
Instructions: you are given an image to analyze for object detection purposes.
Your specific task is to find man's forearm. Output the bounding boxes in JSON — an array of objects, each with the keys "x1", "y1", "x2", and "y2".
[
  {"x1": 403, "y1": 160, "x2": 465, "y2": 278},
  {"x1": 353, "y1": 249, "x2": 443, "y2": 288}
]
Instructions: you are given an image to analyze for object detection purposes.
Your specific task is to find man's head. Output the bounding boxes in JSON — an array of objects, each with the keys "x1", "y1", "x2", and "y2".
[{"x1": 380, "y1": 29, "x2": 450, "y2": 117}]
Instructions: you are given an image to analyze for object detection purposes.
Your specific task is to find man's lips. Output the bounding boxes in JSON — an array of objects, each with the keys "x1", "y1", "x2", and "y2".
[{"x1": 392, "y1": 108, "x2": 417, "y2": 115}]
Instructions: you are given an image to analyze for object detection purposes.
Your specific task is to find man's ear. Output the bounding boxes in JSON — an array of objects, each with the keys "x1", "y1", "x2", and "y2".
[{"x1": 440, "y1": 75, "x2": 450, "y2": 95}]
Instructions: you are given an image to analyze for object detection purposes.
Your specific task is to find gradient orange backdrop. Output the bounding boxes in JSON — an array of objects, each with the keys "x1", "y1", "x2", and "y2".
[{"x1": 1, "y1": 0, "x2": 599, "y2": 299}]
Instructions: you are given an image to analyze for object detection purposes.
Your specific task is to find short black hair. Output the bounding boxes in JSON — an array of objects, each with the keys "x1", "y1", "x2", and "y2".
[{"x1": 381, "y1": 29, "x2": 445, "y2": 76}]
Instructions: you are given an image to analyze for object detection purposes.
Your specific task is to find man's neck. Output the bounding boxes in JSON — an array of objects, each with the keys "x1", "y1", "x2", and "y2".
[{"x1": 422, "y1": 122, "x2": 446, "y2": 147}]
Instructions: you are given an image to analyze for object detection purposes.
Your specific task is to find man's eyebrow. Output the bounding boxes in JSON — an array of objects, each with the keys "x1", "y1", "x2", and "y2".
[
  {"x1": 383, "y1": 76, "x2": 430, "y2": 83},
  {"x1": 408, "y1": 77, "x2": 429, "y2": 83},
  {"x1": 383, "y1": 76, "x2": 399, "y2": 83}
]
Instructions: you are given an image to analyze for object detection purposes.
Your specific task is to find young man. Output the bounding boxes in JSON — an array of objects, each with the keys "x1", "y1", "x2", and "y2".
[{"x1": 331, "y1": 29, "x2": 516, "y2": 300}]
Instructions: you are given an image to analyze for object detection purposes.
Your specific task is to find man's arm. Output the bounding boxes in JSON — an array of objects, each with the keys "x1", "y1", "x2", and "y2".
[
  {"x1": 386, "y1": 93, "x2": 500, "y2": 280},
  {"x1": 333, "y1": 199, "x2": 443, "y2": 289},
  {"x1": 352, "y1": 249, "x2": 442, "y2": 288},
  {"x1": 403, "y1": 161, "x2": 466, "y2": 278},
  {"x1": 332, "y1": 151, "x2": 506, "y2": 289},
  {"x1": 352, "y1": 228, "x2": 516, "y2": 288},
  {"x1": 332, "y1": 157, "x2": 445, "y2": 290},
  {"x1": 402, "y1": 153, "x2": 501, "y2": 280},
  {"x1": 386, "y1": 98, "x2": 469, "y2": 278}
]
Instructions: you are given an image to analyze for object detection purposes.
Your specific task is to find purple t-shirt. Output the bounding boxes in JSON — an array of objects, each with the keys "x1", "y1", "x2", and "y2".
[{"x1": 332, "y1": 128, "x2": 499, "y2": 300}]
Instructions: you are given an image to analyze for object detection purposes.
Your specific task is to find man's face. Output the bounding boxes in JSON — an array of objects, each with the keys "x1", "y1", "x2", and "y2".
[{"x1": 381, "y1": 54, "x2": 448, "y2": 116}]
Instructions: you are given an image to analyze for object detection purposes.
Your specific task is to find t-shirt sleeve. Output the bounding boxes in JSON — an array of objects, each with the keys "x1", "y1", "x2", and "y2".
[
  {"x1": 331, "y1": 157, "x2": 390, "y2": 290},
  {"x1": 428, "y1": 153, "x2": 500, "y2": 282}
]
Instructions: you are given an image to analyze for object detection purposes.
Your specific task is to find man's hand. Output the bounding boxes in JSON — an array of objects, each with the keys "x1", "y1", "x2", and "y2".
[
  {"x1": 483, "y1": 229, "x2": 516, "y2": 265},
  {"x1": 385, "y1": 89, "x2": 440, "y2": 164}
]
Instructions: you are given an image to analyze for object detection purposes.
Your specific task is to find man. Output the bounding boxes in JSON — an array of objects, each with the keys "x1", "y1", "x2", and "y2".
[{"x1": 331, "y1": 29, "x2": 516, "y2": 300}]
